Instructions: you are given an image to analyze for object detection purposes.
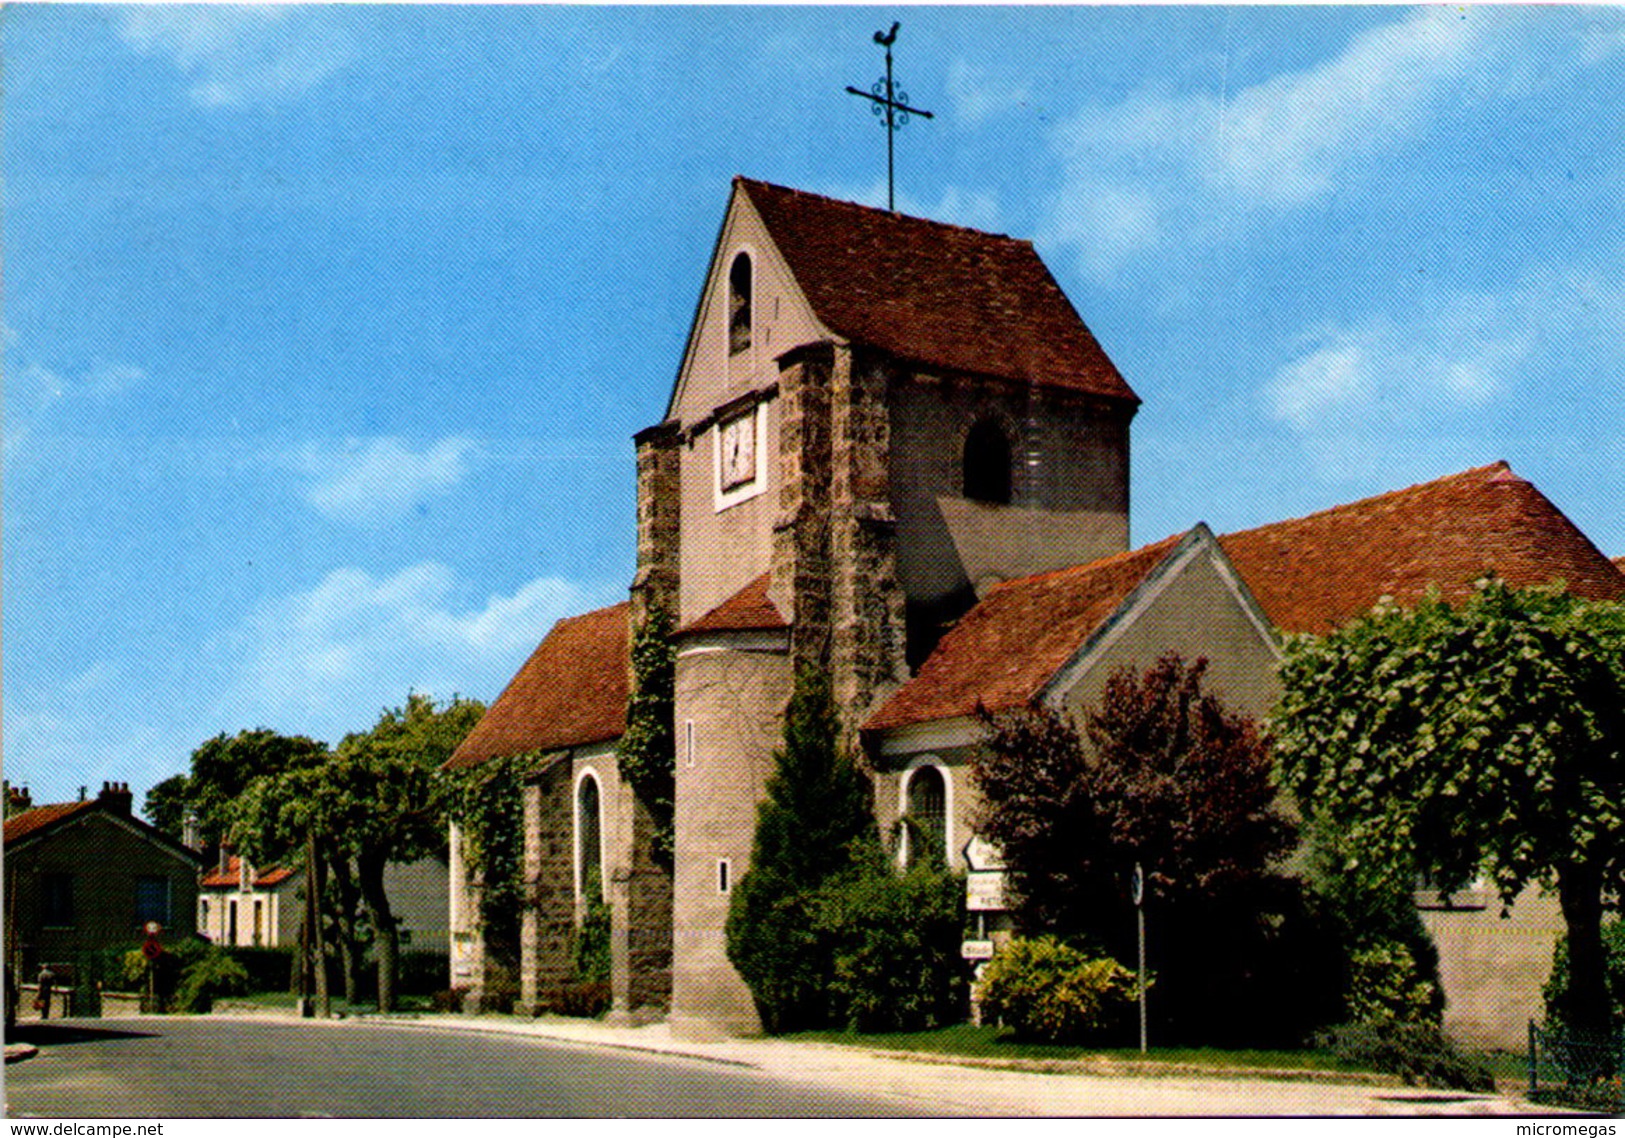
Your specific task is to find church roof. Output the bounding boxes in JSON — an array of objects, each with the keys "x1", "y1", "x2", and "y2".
[
  {"x1": 864, "y1": 535, "x2": 1182, "y2": 733},
  {"x1": 1217, "y1": 461, "x2": 1625, "y2": 636},
  {"x1": 866, "y1": 461, "x2": 1623, "y2": 735},
  {"x1": 737, "y1": 178, "x2": 1139, "y2": 404},
  {"x1": 678, "y1": 573, "x2": 788, "y2": 636},
  {"x1": 443, "y1": 601, "x2": 630, "y2": 771}
]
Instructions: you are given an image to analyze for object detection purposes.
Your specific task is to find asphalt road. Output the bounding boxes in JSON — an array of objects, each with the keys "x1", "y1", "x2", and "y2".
[{"x1": 4, "y1": 1017, "x2": 920, "y2": 1118}]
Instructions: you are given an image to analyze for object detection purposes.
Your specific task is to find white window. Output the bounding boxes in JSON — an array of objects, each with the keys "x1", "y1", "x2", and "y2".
[
  {"x1": 901, "y1": 763, "x2": 951, "y2": 869},
  {"x1": 575, "y1": 769, "x2": 605, "y2": 905}
]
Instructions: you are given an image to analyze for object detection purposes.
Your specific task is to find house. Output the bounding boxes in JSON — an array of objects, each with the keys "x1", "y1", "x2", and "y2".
[
  {"x1": 198, "y1": 853, "x2": 451, "y2": 956},
  {"x1": 3, "y1": 782, "x2": 202, "y2": 997},
  {"x1": 444, "y1": 177, "x2": 1624, "y2": 1045},
  {"x1": 197, "y1": 854, "x2": 300, "y2": 947}
]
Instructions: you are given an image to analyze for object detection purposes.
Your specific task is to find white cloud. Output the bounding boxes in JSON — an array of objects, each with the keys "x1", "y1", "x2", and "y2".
[
  {"x1": 3, "y1": 359, "x2": 146, "y2": 464},
  {"x1": 947, "y1": 59, "x2": 1031, "y2": 127},
  {"x1": 118, "y1": 7, "x2": 355, "y2": 110},
  {"x1": 216, "y1": 563, "x2": 621, "y2": 738},
  {"x1": 298, "y1": 436, "x2": 476, "y2": 527},
  {"x1": 1044, "y1": 9, "x2": 1551, "y2": 278},
  {"x1": 1262, "y1": 265, "x2": 1625, "y2": 479}
]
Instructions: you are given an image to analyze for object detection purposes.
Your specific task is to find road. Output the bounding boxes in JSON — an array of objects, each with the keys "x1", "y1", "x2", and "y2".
[
  {"x1": 4, "y1": 1018, "x2": 919, "y2": 1118},
  {"x1": 6, "y1": 1014, "x2": 1550, "y2": 1118}
]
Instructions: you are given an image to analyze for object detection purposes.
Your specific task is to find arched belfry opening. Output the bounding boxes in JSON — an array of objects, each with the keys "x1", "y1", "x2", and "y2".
[
  {"x1": 963, "y1": 418, "x2": 1013, "y2": 504},
  {"x1": 728, "y1": 252, "x2": 752, "y2": 355}
]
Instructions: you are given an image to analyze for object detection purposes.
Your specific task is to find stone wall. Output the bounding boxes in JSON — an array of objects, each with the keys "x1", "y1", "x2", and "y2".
[{"x1": 518, "y1": 759, "x2": 577, "y2": 1014}]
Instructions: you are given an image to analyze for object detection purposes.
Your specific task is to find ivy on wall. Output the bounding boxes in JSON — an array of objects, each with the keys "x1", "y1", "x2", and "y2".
[
  {"x1": 617, "y1": 604, "x2": 677, "y2": 865},
  {"x1": 446, "y1": 752, "x2": 533, "y2": 961}
]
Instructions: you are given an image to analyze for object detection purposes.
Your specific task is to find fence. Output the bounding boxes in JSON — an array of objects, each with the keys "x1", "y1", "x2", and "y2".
[{"x1": 1527, "y1": 1021, "x2": 1625, "y2": 1112}]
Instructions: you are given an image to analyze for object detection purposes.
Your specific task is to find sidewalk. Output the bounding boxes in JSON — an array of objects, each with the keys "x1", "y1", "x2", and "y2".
[{"x1": 237, "y1": 1009, "x2": 1552, "y2": 1117}]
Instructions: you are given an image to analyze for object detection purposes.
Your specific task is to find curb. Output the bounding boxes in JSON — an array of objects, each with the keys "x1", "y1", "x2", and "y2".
[
  {"x1": 5, "y1": 1044, "x2": 39, "y2": 1064},
  {"x1": 359, "y1": 1014, "x2": 759, "y2": 1071}
]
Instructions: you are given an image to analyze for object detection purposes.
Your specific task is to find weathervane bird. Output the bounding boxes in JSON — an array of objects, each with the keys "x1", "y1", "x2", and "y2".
[{"x1": 846, "y1": 21, "x2": 933, "y2": 213}]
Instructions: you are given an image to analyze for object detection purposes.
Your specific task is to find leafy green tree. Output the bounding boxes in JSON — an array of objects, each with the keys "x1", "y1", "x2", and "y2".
[
  {"x1": 726, "y1": 668, "x2": 878, "y2": 1032},
  {"x1": 1274, "y1": 581, "x2": 1625, "y2": 1043},
  {"x1": 329, "y1": 693, "x2": 485, "y2": 1012},
  {"x1": 973, "y1": 654, "x2": 1304, "y2": 1043},
  {"x1": 147, "y1": 730, "x2": 327, "y2": 850},
  {"x1": 142, "y1": 774, "x2": 192, "y2": 839}
]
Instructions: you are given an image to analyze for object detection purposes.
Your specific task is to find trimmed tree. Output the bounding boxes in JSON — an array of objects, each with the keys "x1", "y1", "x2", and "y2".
[
  {"x1": 726, "y1": 668, "x2": 877, "y2": 1032},
  {"x1": 973, "y1": 654, "x2": 1304, "y2": 1042},
  {"x1": 1273, "y1": 580, "x2": 1625, "y2": 1044},
  {"x1": 330, "y1": 693, "x2": 485, "y2": 1013}
]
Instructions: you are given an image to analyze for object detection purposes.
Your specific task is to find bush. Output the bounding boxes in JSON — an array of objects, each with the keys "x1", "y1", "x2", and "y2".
[
  {"x1": 1543, "y1": 917, "x2": 1625, "y2": 1036},
  {"x1": 1346, "y1": 939, "x2": 1439, "y2": 1025},
  {"x1": 227, "y1": 946, "x2": 297, "y2": 994},
  {"x1": 554, "y1": 979, "x2": 611, "y2": 1018},
  {"x1": 1321, "y1": 1021, "x2": 1495, "y2": 1092},
  {"x1": 397, "y1": 950, "x2": 451, "y2": 998},
  {"x1": 431, "y1": 987, "x2": 467, "y2": 1013},
  {"x1": 978, "y1": 936, "x2": 1138, "y2": 1043},
  {"x1": 173, "y1": 948, "x2": 251, "y2": 1013},
  {"x1": 819, "y1": 862, "x2": 965, "y2": 1033}
]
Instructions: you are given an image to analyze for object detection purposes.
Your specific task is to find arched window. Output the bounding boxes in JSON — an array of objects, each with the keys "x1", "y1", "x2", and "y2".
[
  {"x1": 576, "y1": 772, "x2": 603, "y2": 905},
  {"x1": 904, "y1": 765, "x2": 948, "y2": 869},
  {"x1": 963, "y1": 419, "x2": 1013, "y2": 504},
  {"x1": 728, "y1": 252, "x2": 753, "y2": 355}
]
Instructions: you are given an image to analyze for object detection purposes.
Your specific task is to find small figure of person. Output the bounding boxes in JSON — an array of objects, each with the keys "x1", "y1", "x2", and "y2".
[{"x1": 35, "y1": 965, "x2": 55, "y2": 1021}]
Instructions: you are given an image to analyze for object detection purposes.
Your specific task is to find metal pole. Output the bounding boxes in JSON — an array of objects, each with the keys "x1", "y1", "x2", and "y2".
[
  {"x1": 885, "y1": 43, "x2": 895, "y2": 212},
  {"x1": 1138, "y1": 904, "x2": 1148, "y2": 1054}
]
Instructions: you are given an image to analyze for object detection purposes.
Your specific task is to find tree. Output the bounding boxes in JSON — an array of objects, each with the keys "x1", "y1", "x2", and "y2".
[
  {"x1": 973, "y1": 654, "x2": 1302, "y2": 1042},
  {"x1": 142, "y1": 774, "x2": 192, "y2": 839},
  {"x1": 147, "y1": 730, "x2": 327, "y2": 851},
  {"x1": 1273, "y1": 581, "x2": 1625, "y2": 1043},
  {"x1": 329, "y1": 693, "x2": 485, "y2": 1012},
  {"x1": 726, "y1": 668, "x2": 878, "y2": 1032}
]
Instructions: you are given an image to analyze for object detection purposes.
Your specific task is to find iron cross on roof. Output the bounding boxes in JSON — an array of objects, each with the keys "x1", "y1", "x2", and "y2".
[{"x1": 845, "y1": 21, "x2": 934, "y2": 214}]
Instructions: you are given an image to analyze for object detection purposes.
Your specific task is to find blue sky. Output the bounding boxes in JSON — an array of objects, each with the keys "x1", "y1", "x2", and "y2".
[{"x1": 6, "y1": 6, "x2": 1623, "y2": 808}]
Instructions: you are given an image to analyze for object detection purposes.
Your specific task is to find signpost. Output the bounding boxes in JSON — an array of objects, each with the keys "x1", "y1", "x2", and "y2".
[
  {"x1": 142, "y1": 922, "x2": 163, "y2": 1013},
  {"x1": 1132, "y1": 863, "x2": 1147, "y2": 1054}
]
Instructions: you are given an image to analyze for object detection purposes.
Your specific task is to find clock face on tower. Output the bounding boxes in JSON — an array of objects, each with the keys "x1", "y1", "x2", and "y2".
[{"x1": 720, "y1": 410, "x2": 756, "y2": 491}]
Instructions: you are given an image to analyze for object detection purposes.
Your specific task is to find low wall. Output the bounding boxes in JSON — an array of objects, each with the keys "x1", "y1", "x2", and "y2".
[{"x1": 15, "y1": 984, "x2": 75, "y2": 1021}]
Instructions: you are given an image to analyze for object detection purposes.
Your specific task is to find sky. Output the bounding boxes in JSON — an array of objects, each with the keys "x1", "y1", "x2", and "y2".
[{"x1": 6, "y1": 5, "x2": 1624, "y2": 810}]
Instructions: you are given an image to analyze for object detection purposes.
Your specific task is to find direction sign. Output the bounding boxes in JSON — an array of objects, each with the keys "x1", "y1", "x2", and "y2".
[
  {"x1": 962, "y1": 835, "x2": 1006, "y2": 873},
  {"x1": 966, "y1": 871, "x2": 1008, "y2": 912}
]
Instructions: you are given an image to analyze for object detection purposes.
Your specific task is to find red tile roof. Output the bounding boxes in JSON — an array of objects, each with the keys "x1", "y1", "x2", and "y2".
[
  {"x1": 1613, "y1": 555, "x2": 1625, "y2": 574},
  {"x1": 739, "y1": 179, "x2": 1138, "y2": 404},
  {"x1": 866, "y1": 462, "x2": 1623, "y2": 736},
  {"x1": 1218, "y1": 462, "x2": 1625, "y2": 636},
  {"x1": 678, "y1": 573, "x2": 788, "y2": 636},
  {"x1": 444, "y1": 601, "x2": 631, "y2": 771},
  {"x1": 3, "y1": 799, "x2": 99, "y2": 845},
  {"x1": 200, "y1": 856, "x2": 297, "y2": 890},
  {"x1": 865, "y1": 536, "x2": 1182, "y2": 732}
]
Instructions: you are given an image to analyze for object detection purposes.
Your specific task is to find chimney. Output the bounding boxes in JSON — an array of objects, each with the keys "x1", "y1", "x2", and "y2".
[
  {"x1": 4, "y1": 783, "x2": 31, "y2": 818},
  {"x1": 182, "y1": 810, "x2": 201, "y2": 851},
  {"x1": 219, "y1": 839, "x2": 231, "y2": 878},
  {"x1": 98, "y1": 781, "x2": 134, "y2": 816}
]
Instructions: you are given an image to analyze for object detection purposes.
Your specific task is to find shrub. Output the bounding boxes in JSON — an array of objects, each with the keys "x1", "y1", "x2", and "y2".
[
  {"x1": 978, "y1": 936, "x2": 1137, "y2": 1043},
  {"x1": 227, "y1": 946, "x2": 297, "y2": 994},
  {"x1": 1321, "y1": 1021, "x2": 1495, "y2": 1092},
  {"x1": 1346, "y1": 939, "x2": 1439, "y2": 1025},
  {"x1": 397, "y1": 950, "x2": 452, "y2": 998},
  {"x1": 431, "y1": 987, "x2": 467, "y2": 1013},
  {"x1": 554, "y1": 980, "x2": 611, "y2": 1018},
  {"x1": 173, "y1": 948, "x2": 251, "y2": 1013},
  {"x1": 819, "y1": 861, "x2": 965, "y2": 1033},
  {"x1": 1543, "y1": 917, "x2": 1625, "y2": 1036}
]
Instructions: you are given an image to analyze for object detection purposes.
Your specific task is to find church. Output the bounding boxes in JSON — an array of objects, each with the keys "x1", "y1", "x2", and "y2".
[{"x1": 442, "y1": 177, "x2": 1625, "y2": 1046}]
